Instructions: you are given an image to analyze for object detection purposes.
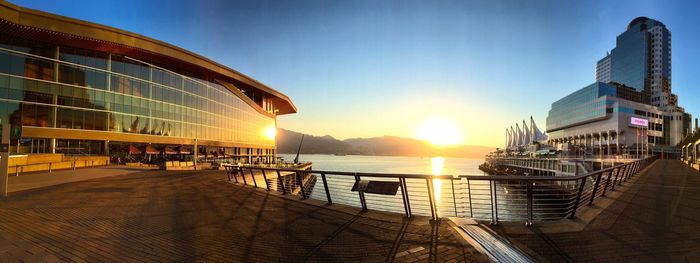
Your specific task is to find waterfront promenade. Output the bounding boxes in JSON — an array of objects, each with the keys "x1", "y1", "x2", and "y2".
[
  {"x1": 493, "y1": 160, "x2": 700, "y2": 262},
  {"x1": 0, "y1": 169, "x2": 485, "y2": 262}
]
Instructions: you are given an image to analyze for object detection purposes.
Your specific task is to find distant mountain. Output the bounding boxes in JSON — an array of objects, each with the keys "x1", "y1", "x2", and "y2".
[{"x1": 276, "y1": 129, "x2": 492, "y2": 159}]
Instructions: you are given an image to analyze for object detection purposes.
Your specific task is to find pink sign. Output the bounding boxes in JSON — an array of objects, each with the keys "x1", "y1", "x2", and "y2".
[{"x1": 630, "y1": 117, "x2": 649, "y2": 127}]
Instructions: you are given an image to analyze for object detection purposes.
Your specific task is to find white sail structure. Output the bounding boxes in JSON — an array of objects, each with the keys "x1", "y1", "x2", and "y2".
[
  {"x1": 530, "y1": 116, "x2": 548, "y2": 142},
  {"x1": 504, "y1": 117, "x2": 549, "y2": 150},
  {"x1": 522, "y1": 120, "x2": 531, "y2": 146}
]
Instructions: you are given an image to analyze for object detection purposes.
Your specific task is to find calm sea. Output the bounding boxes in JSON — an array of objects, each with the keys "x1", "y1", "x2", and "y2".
[
  {"x1": 278, "y1": 154, "x2": 485, "y2": 175},
  {"x1": 276, "y1": 154, "x2": 488, "y2": 218}
]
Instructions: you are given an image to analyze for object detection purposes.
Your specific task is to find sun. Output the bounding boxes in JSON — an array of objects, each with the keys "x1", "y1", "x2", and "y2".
[
  {"x1": 263, "y1": 126, "x2": 277, "y2": 140},
  {"x1": 415, "y1": 117, "x2": 462, "y2": 146}
]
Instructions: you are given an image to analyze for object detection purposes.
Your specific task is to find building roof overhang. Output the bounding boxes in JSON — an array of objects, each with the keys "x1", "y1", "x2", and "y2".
[{"x1": 0, "y1": 1, "x2": 297, "y2": 115}]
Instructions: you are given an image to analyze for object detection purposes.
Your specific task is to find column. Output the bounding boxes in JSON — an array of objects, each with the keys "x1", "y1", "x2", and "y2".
[
  {"x1": 104, "y1": 140, "x2": 110, "y2": 164},
  {"x1": 193, "y1": 139, "x2": 198, "y2": 170},
  {"x1": 1, "y1": 126, "x2": 10, "y2": 196},
  {"x1": 50, "y1": 138, "x2": 56, "y2": 154}
]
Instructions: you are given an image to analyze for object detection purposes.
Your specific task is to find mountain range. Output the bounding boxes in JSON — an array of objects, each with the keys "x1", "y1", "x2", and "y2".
[{"x1": 276, "y1": 128, "x2": 493, "y2": 159}]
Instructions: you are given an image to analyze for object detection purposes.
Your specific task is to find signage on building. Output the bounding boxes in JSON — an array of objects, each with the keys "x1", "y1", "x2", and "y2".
[{"x1": 630, "y1": 117, "x2": 649, "y2": 128}]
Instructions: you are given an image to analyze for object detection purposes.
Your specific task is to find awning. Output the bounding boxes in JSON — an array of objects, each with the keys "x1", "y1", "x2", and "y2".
[
  {"x1": 164, "y1": 146, "x2": 178, "y2": 155},
  {"x1": 128, "y1": 145, "x2": 142, "y2": 155},
  {"x1": 145, "y1": 145, "x2": 159, "y2": 155},
  {"x1": 177, "y1": 146, "x2": 192, "y2": 154}
]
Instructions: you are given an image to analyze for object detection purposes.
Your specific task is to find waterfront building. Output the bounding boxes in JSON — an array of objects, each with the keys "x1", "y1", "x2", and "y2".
[
  {"x1": 547, "y1": 17, "x2": 691, "y2": 156},
  {"x1": 0, "y1": 2, "x2": 296, "y2": 164},
  {"x1": 595, "y1": 53, "x2": 611, "y2": 83}
]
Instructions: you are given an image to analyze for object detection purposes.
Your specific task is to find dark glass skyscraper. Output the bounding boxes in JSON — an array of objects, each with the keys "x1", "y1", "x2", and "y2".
[{"x1": 595, "y1": 16, "x2": 689, "y2": 146}]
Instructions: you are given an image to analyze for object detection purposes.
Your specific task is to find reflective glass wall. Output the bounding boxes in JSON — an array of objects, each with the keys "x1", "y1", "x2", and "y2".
[{"x1": 0, "y1": 34, "x2": 276, "y2": 149}]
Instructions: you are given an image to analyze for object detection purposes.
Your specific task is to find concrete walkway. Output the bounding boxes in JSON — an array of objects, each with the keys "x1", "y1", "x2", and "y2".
[
  {"x1": 494, "y1": 160, "x2": 700, "y2": 262},
  {"x1": 0, "y1": 169, "x2": 486, "y2": 262}
]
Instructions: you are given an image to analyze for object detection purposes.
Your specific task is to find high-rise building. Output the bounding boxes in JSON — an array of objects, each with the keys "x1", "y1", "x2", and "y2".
[
  {"x1": 604, "y1": 17, "x2": 688, "y2": 146},
  {"x1": 596, "y1": 53, "x2": 611, "y2": 83},
  {"x1": 546, "y1": 17, "x2": 692, "y2": 155}
]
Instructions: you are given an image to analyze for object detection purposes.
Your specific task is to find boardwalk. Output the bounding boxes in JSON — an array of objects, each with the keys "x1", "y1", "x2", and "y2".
[
  {"x1": 0, "y1": 169, "x2": 485, "y2": 262},
  {"x1": 496, "y1": 160, "x2": 700, "y2": 262}
]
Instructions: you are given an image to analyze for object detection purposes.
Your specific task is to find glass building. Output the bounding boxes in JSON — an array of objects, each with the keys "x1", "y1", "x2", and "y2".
[
  {"x1": 546, "y1": 17, "x2": 691, "y2": 155},
  {"x1": 0, "y1": 1, "x2": 296, "y2": 164}
]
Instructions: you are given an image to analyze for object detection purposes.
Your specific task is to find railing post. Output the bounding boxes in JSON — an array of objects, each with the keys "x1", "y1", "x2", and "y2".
[
  {"x1": 404, "y1": 178, "x2": 413, "y2": 217},
  {"x1": 249, "y1": 168, "x2": 258, "y2": 188},
  {"x1": 490, "y1": 180, "x2": 498, "y2": 224},
  {"x1": 451, "y1": 178, "x2": 458, "y2": 217},
  {"x1": 426, "y1": 178, "x2": 437, "y2": 221},
  {"x1": 569, "y1": 178, "x2": 587, "y2": 219},
  {"x1": 590, "y1": 171, "x2": 603, "y2": 205},
  {"x1": 526, "y1": 180, "x2": 533, "y2": 226},
  {"x1": 355, "y1": 173, "x2": 367, "y2": 211},
  {"x1": 611, "y1": 166, "x2": 620, "y2": 191},
  {"x1": 467, "y1": 179, "x2": 473, "y2": 218},
  {"x1": 231, "y1": 167, "x2": 238, "y2": 183},
  {"x1": 276, "y1": 170, "x2": 286, "y2": 194},
  {"x1": 261, "y1": 169, "x2": 270, "y2": 191},
  {"x1": 296, "y1": 171, "x2": 307, "y2": 199},
  {"x1": 399, "y1": 178, "x2": 410, "y2": 217},
  {"x1": 321, "y1": 173, "x2": 332, "y2": 205},
  {"x1": 239, "y1": 167, "x2": 248, "y2": 185}
]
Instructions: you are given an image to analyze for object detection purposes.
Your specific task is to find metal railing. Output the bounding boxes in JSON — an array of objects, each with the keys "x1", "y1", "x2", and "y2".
[
  {"x1": 11, "y1": 159, "x2": 108, "y2": 176},
  {"x1": 222, "y1": 156, "x2": 657, "y2": 224}
]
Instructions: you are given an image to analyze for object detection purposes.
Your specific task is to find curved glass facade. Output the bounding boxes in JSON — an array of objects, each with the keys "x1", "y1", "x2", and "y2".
[{"x1": 0, "y1": 34, "x2": 278, "y2": 161}]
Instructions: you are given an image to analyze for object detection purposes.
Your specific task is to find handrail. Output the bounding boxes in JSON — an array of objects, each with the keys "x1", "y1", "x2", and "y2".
[
  {"x1": 228, "y1": 164, "x2": 456, "y2": 180},
  {"x1": 223, "y1": 155, "x2": 659, "y2": 225}
]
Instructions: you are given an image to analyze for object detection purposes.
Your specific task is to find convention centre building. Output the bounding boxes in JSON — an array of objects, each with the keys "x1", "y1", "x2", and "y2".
[{"x1": 0, "y1": 1, "x2": 296, "y2": 164}]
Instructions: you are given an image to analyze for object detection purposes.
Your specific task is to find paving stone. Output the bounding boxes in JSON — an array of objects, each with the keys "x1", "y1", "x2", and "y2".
[
  {"x1": 1, "y1": 169, "x2": 484, "y2": 262},
  {"x1": 500, "y1": 160, "x2": 700, "y2": 261}
]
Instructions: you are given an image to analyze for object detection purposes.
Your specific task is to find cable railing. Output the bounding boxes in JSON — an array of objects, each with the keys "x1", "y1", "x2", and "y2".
[{"x1": 222, "y1": 155, "x2": 657, "y2": 225}]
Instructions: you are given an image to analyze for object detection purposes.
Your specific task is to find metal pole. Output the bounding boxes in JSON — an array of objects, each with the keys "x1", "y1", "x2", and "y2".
[
  {"x1": 590, "y1": 172, "x2": 603, "y2": 205},
  {"x1": 276, "y1": 170, "x2": 286, "y2": 194},
  {"x1": 240, "y1": 167, "x2": 248, "y2": 185},
  {"x1": 250, "y1": 168, "x2": 258, "y2": 188},
  {"x1": 570, "y1": 178, "x2": 587, "y2": 219},
  {"x1": 467, "y1": 179, "x2": 473, "y2": 218},
  {"x1": 425, "y1": 178, "x2": 437, "y2": 220},
  {"x1": 355, "y1": 174, "x2": 366, "y2": 210},
  {"x1": 321, "y1": 173, "x2": 332, "y2": 205},
  {"x1": 261, "y1": 169, "x2": 270, "y2": 191},
  {"x1": 1, "y1": 124, "x2": 9, "y2": 196},
  {"x1": 526, "y1": 181, "x2": 533, "y2": 226},
  {"x1": 399, "y1": 178, "x2": 410, "y2": 217},
  {"x1": 402, "y1": 178, "x2": 412, "y2": 217},
  {"x1": 451, "y1": 178, "x2": 458, "y2": 217},
  {"x1": 296, "y1": 171, "x2": 306, "y2": 199}
]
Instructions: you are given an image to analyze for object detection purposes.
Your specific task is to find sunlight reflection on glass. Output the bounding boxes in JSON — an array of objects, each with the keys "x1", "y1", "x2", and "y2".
[{"x1": 431, "y1": 157, "x2": 444, "y2": 216}]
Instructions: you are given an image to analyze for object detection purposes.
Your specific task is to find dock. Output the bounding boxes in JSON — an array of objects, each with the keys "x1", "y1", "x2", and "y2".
[
  {"x1": 0, "y1": 168, "x2": 486, "y2": 262},
  {"x1": 489, "y1": 159, "x2": 700, "y2": 261}
]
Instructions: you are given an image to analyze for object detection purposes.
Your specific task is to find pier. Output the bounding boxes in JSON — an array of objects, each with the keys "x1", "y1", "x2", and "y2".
[
  {"x1": 489, "y1": 159, "x2": 700, "y2": 261},
  {"x1": 0, "y1": 168, "x2": 485, "y2": 262}
]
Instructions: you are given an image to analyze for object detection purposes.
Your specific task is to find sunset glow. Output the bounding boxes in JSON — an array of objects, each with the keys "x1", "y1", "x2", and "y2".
[
  {"x1": 264, "y1": 126, "x2": 277, "y2": 140},
  {"x1": 416, "y1": 117, "x2": 462, "y2": 146}
]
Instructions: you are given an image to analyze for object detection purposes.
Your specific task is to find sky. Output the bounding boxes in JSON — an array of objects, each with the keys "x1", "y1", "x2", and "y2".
[{"x1": 10, "y1": 0, "x2": 700, "y2": 147}]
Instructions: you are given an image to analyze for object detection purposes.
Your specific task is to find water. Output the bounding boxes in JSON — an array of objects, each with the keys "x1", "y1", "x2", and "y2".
[
  {"x1": 278, "y1": 154, "x2": 487, "y2": 218},
  {"x1": 279, "y1": 154, "x2": 485, "y2": 175}
]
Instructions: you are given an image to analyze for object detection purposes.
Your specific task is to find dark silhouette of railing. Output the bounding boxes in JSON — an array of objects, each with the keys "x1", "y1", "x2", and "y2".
[{"x1": 222, "y1": 156, "x2": 657, "y2": 225}]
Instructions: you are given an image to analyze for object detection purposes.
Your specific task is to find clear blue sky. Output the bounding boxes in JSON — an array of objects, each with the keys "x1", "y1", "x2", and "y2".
[{"x1": 11, "y1": 0, "x2": 700, "y2": 147}]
